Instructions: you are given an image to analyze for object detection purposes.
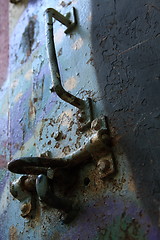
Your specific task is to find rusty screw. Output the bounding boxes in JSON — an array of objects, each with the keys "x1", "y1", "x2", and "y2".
[
  {"x1": 54, "y1": 131, "x2": 62, "y2": 141},
  {"x1": 97, "y1": 159, "x2": 111, "y2": 173},
  {"x1": 91, "y1": 118, "x2": 101, "y2": 131}
]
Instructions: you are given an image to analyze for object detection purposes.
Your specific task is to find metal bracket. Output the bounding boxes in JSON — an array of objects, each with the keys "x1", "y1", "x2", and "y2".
[
  {"x1": 8, "y1": 116, "x2": 115, "y2": 223},
  {"x1": 44, "y1": 8, "x2": 93, "y2": 131}
]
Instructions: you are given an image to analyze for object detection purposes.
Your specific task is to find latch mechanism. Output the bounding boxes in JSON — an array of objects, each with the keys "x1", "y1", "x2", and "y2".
[
  {"x1": 8, "y1": 116, "x2": 115, "y2": 222},
  {"x1": 8, "y1": 7, "x2": 116, "y2": 223}
]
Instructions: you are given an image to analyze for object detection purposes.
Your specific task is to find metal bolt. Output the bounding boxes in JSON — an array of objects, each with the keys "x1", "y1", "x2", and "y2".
[
  {"x1": 40, "y1": 151, "x2": 52, "y2": 158},
  {"x1": 47, "y1": 168, "x2": 54, "y2": 179},
  {"x1": 97, "y1": 159, "x2": 111, "y2": 173},
  {"x1": 77, "y1": 111, "x2": 85, "y2": 123},
  {"x1": 54, "y1": 131, "x2": 62, "y2": 141},
  {"x1": 91, "y1": 118, "x2": 101, "y2": 131},
  {"x1": 23, "y1": 175, "x2": 36, "y2": 192},
  {"x1": 21, "y1": 202, "x2": 32, "y2": 217}
]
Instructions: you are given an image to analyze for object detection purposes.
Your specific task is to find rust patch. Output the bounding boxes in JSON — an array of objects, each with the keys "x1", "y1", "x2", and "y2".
[
  {"x1": 58, "y1": 109, "x2": 73, "y2": 127},
  {"x1": 9, "y1": 226, "x2": 18, "y2": 240},
  {"x1": 29, "y1": 99, "x2": 36, "y2": 120},
  {"x1": 64, "y1": 77, "x2": 77, "y2": 91},
  {"x1": 60, "y1": 1, "x2": 72, "y2": 7},
  {"x1": 62, "y1": 146, "x2": 71, "y2": 155},
  {"x1": 72, "y1": 38, "x2": 83, "y2": 50}
]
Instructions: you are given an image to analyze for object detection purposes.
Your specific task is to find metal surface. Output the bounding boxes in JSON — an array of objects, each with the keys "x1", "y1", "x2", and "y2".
[
  {"x1": 10, "y1": 176, "x2": 36, "y2": 218},
  {"x1": 8, "y1": 116, "x2": 115, "y2": 222},
  {"x1": 45, "y1": 7, "x2": 93, "y2": 130},
  {"x1": 8, "y1": 120, "x2": 114, "y2": 175},
  {"x1": 0, "y1": 0, "x2": 160, "y2": 239}
]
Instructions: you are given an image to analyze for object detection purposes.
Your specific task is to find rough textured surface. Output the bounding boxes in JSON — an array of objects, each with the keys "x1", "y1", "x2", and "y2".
[
  {"x1": 0, "y1": 0, "x2": 9, "y2": 86},
  {"x1": 0, "y1": 0, "x2": 160, "y2": 239}
]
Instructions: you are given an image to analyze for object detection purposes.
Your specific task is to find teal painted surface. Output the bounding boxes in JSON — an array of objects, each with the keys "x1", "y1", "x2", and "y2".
[{"x1": 0, "y1": 0, "x2": 159, "y2": 239}]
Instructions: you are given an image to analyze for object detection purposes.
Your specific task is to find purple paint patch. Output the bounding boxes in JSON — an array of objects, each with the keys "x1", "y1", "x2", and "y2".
[{"x1": 0, "y1": 0, "x2": 9, "y2": 86}]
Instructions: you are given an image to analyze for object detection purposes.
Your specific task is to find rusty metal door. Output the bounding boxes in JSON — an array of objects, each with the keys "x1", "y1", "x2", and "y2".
[{"x1": 0, "y1": 0, "x2": 160, "y2": 239}]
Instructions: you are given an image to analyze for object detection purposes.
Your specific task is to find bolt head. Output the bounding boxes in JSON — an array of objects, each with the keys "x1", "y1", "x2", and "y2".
[
  {"x1": 54, "y1": 131, "x2": 62, "y2": 141},
  {"x1": 97, "y1": 159, "x2": 111, "y2": 173},
  {"x1": 91, "y1": 119, "x2": 101, "y2": 131}
]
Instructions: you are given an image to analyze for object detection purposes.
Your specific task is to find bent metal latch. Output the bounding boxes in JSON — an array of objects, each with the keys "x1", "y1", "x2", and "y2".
[{"x1": 8, "y1": 8, "x2": 115, "y2": 223}]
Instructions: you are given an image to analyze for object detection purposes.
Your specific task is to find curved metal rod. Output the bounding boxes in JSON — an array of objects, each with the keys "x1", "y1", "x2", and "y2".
[
  {"x1": 44, "y1": 8, "x2": 85, "y2": 109},
  {"x1": 8, "y1": 129, "x2": 110, "y2": 175}
]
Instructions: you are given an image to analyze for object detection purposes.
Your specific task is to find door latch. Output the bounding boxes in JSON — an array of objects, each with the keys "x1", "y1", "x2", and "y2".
[
  {"x1": 8, "y1": 7, "x2": 116, "y2": 223},
  {"x1": 8, "y1": 116, "x2": 115, "y2": 222}
]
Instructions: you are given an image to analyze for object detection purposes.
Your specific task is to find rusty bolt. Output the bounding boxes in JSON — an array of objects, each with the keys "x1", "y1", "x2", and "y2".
[
  {"x1": 54, "y1": 131, "x2": 62, "y2": 141},
  {"x1": 47, "y1": 168, "x2": 54, "y2": 179},
  {"x1": 21, "y1": 202, "x2": 32, "y2": 217},
  {"x1": 97, "y1": 159, "x2": 111, "y2": 173},
  {"x1": 77, "y1": 111, "x2": 85, "y2": 123},
  {"x1": 23, "y1": 175, "x2": 36, "y2": 192},
  {"x1": 40, "y1": 151, "x2": 52, "y2": 158},
  {"x1": 91, "y1": 118, "x2": 101, "y2": 131}
]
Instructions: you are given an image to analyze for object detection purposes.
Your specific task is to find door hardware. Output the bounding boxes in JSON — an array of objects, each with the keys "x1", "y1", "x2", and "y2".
[
  {"x1": 45, "y1": 8, "x2": 93, "y2": 131},
  {"x1": 8, "y1": 116, "x2": 115, "y2": 222}
]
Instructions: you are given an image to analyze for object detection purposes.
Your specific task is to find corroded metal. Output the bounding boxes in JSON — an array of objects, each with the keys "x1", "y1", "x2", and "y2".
[
  {"x1": 45, "y1": 8, "x2": 83, "y2": 108},
  {"x1": 45, "y1": 8, "x2": 93, "y2": 130},
  {"x1": 10, "y1": 176, "x2": 36, "y2": 218},
  {"x1": 8, "y1": 116, "x2": 115, "y2": 222},
  {"x1": 8, "y1": 120, "x2": 114, "y2": 176}
]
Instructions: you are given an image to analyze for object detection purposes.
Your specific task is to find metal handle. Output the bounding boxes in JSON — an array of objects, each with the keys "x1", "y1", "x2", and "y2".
[{"x1": 44, "y1": 8, "x2": 93, "y2": 130}]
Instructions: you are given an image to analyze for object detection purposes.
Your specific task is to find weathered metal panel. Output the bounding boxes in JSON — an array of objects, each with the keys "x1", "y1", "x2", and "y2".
[{"x1": 0, "y1": 0, "x2": 160, "y2": 239}]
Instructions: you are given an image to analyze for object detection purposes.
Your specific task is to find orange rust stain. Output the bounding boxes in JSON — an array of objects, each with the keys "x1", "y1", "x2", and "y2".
[
  {"x1": 9, "y1": 226, "x2": 18, "y2": 240},
  {"x1": 62, "y1": 146, "x2": 71, "y2": 155},
  {"x1": 72, "y1": 37, "x2": 83, "y2": 50},
  {"x1": 64, "y1": 77, "x2": 77, "y2": 91}
]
